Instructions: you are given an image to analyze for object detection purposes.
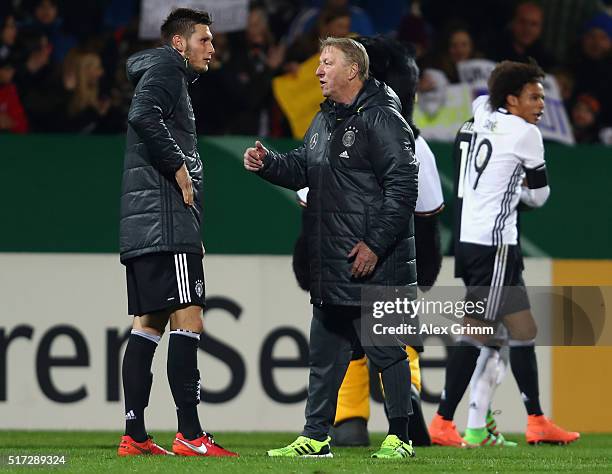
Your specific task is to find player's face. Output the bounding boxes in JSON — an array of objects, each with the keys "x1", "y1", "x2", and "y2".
[
  {"x1": 513, "y1": 82, "x2": 545, "y2": 125},
  {"x1": 316, "y1": 46, "x2": 354, "y2": 103},
  {"x1": 185, "y1": 24, "x2": 214, "y2": 73}
]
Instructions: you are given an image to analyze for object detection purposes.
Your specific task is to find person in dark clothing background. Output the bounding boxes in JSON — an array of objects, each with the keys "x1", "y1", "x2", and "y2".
[{"x1": 487, "y1": 1, "x2": 557, "y2": 70}]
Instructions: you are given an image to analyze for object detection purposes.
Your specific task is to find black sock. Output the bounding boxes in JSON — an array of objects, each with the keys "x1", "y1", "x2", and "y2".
[
  {"x1": 122, "y1": 332, "x2": 158, "y2": 442},
  {"x1": 168, "y1": 331, "x2": 203, "y2": 440},
  {"x1": 510, "y1": 344, "x2": 543, "y2": 416},
  {"x1": 388, "y1": 417, "x2": 409, "y2": 443},
  {"x1": 438, "y1": 341, "x2": 480, "y2": 421}
]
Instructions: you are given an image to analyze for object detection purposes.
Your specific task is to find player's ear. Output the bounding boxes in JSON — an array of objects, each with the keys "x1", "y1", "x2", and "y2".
[
  {"x1": 172, "y1": 34, "x2": 186, "y2": 53},
  {"x1": 506, "y1": 94, "x2": 519, "y2": 108}
]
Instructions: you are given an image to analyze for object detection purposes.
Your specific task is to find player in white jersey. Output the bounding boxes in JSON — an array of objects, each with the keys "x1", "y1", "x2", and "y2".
[{"x1": 430, "y1": 60, "x2": 580, "y2": 447}]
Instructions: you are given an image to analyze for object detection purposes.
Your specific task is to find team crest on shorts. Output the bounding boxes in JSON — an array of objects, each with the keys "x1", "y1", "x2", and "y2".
[
  {"x1": 309, "y1": 133, "x2": 319, "y2": 149},
  {"x1": 342, "y1": 126, "x2": 357, "y2": 147},
  {"x1": 195, "y1": 280, "x2": 204, "y2": 298}
]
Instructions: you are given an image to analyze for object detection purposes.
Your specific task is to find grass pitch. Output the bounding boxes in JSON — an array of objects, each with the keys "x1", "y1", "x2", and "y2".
[{"x1": 0, "y1": 431, "x2": 610, "y2": 473}]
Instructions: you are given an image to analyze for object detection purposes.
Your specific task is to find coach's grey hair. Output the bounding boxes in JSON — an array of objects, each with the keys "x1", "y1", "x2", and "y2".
[{"x1": 320, "y1": 37, "x2": 369, "y2": 81}]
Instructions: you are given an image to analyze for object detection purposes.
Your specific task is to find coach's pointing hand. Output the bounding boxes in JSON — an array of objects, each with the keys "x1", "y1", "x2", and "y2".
[
  {"x1": 348, "y1": 241, "x2": 378, "y2": 278},
  {"x1": 175, "y1": 163, "x2": 194, "y2": 206},
  {"x1": 244, "y1": 140, "x2": 269, "y2": 172}
]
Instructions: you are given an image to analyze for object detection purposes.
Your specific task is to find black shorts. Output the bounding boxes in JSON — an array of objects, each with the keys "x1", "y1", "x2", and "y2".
[
  {"x1": 125, "y1": 252, "x2": 205, "y2": 315},
  {"x1": 456, "y1": 242, "x2": 530, "y2": 323}
]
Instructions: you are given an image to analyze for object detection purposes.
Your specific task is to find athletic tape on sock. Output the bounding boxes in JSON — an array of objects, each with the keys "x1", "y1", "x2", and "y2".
[
  {"x1": 170, "y1": 329, "x2": 201, "y2": 340},
  {"x1": 131, "y1": 329, "x2": 161, "y2": 344},
  {"x1": 508, "y1": 339, "x2": 535, "y2": 347}
]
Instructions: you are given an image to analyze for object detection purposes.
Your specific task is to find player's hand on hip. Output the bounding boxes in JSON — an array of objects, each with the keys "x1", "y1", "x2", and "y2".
[
  {"x1": 348, "y1": 241, "x2": 378, "y2": 278},
  {"x1": 175, "y1": 163, "x2": 194, "y2": 206},
  {"x1": 244, "y1": 140, "x2": 268, "y2": 172}
]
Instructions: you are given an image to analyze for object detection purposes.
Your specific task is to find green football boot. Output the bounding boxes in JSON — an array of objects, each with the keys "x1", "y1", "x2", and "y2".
[
  {"x1": 464, "y1": 427, "x2": 517, "y2": 447},
  {"x1": 486, "y1": 409, "x2": 500, "y2": 436},
  {"x1": 266, "y1": 435, "x2": 333, "y2": 458},
  {"x1": 371, "y1": 435, "x2": 415, "y2": 459}
]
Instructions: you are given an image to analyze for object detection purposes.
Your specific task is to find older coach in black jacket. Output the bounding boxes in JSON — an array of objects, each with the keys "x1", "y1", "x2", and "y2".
[{"x1": 244, "y1": 37, "x2": 419, "y2": 459}]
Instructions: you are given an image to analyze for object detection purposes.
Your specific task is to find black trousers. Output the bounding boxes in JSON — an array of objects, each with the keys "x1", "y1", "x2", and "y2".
[{"x1": 302, "y1": 304, "x2": 412, "y2": 440}]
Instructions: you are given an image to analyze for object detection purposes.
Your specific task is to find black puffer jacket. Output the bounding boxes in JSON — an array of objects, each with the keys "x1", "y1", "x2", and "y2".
[
  {"x1": 120, "y1": 46, "x2": 203, "y2": 263},
  {"x1": 260, "y1": 78, "x2": 418, "y2": 306}
]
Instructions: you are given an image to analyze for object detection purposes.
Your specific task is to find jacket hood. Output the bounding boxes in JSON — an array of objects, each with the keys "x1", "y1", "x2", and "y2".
[
  {"x1": 126, "y1": 45, "x2": 199, "y2": 86},
  {"x1": 321, "y1": 78, "x2": 402, "y2": 118}
]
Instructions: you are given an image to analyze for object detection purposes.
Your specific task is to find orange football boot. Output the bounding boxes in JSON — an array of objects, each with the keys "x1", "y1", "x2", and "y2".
[
  {"x1": 429, "y1": 413, "x2": 469, "y2": 447},
  {"x1": 117, "y1": 435, "x2": 173, "y2": 456},
  {"x1": 173, "y1": 432, "x2": 238, "y2": 457},
  {"x1": 526, "y1": 415, "x2": 580, "y2": 445}
]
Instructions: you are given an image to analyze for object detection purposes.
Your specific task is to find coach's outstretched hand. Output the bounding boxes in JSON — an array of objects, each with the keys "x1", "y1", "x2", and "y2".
[
  {"x1": 348, "y1": 241, "x2": 378, "y2": 278},
  {"x1": 175, "y1": 163, "x2": 194, "y2": 206},
  {"x1": 244, "y1": 140, "x2": 268, "y2": 172}
]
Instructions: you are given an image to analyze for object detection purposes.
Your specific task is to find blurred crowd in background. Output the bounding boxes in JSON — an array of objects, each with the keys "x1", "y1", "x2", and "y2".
[{"x1": 0, "y1": 0, "x2": 611, "y2": 143}]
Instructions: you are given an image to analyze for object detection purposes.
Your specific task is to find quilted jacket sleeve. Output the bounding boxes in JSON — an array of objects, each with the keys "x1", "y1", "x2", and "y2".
[
  {"x1": 258, "y1": 145, "x2": 308, "y2": 191},
  {"x1": 127, "y1": 64, "x2": 186, "y2": 174},
  {"x1": 363, "y1": 109, "x2": 419, "y2": 258}
]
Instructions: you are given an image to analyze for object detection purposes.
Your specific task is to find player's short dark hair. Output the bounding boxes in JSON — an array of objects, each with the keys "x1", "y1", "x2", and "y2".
[
  {"x1": 488, "y1": 59, "x2": 545, "y2": 110},
  {"x1": 161, "y1": 8, "x2": 212, "y2": 44}
]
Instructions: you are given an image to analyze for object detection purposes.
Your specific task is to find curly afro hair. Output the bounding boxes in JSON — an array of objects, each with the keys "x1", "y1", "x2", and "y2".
[{"x1": 488, "y1": 59, "x2": 545, "y2": 110}]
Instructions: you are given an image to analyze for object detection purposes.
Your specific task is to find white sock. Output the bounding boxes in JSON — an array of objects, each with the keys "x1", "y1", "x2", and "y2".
[{"x1": 467, "y1": 347, "x2": 499, "y2": 430}]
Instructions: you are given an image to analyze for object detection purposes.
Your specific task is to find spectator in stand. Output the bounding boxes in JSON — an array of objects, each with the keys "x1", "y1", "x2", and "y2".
[
  {"x1": 285, "y1": 0, "x2": 373, "y2": 46},
  {"x1": 572, "y1": 13, "x2": 612, "y2": 129},
  {"x1": 256, "y1": 0, "x2": 304, "y2": 42},
  {"x1": 14, "y1": 30, "x2": 54, "y2": 99},
  {"x1": 487, "y1": 1, "x2": 556, "y2": 70},
  {"x1": 0, "y1": 14, "x2": 18, "y2": 61},
  {"x1": 421, "y1": 0, "x2": 512, "y2": 49},
  {"x1": 397, "y1": 1, "x2": 432, "y2": 59},
  {"x1": 423, "y1": 22, "x2": 479, "y2": 83},
  {"x1": 551, "y1": 67, "x2": 575, "y2": 112},
  {"x1": 539, "y1": 0, "x2": 602, "y2": 65},
  {"x1": 24, "y1": 0, "x2": 77, "y2": 64},
  {"x1": 571, "y1": 94, "x2": 601, "y2": 143},
  {"x1": 223, "y1": 6, "x2": 286, "y2": 135},
  {"x1": 63, "y1": 50, "x2": 124, "y2": 133},
  {"x1": 359, "y1": 0, "x2": 410, "y2": 34},
  {"x1": 0, "y1": 54, "x2": 29, "y2": 133},
  {"x1": 102, "y1": 0, "x2": 139, "y2": 32},
  {"x1": 21, "y1": 46, "x2": 76, "y2": 132},
  {"x1": 285, "y1": 6, "x2": 351, "y2": 64}
]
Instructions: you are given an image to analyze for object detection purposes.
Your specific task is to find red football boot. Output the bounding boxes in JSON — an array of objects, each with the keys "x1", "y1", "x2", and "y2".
[
  {"x1": 117, "y1": 435, "x2": 173, "y2": 456},
  {"x1": 429, "y1": 413, "x2": 470, "y2": 447},
  {"x1": 526, "y1": 415, "x2": 580, "y2": 445},
  {"x1": 173, "y1": 432, "x2": 238, "y2": 457}
]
